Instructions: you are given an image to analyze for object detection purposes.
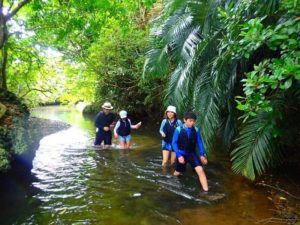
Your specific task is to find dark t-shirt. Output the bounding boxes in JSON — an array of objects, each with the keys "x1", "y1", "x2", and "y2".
[{"x1": 94, "y1": 111, "x2": 116, "y2": 131}]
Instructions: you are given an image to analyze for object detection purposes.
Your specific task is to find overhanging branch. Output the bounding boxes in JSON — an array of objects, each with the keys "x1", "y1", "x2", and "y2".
[{"x1": 5, "y1": 0, "x2": 31, "y2": 21}]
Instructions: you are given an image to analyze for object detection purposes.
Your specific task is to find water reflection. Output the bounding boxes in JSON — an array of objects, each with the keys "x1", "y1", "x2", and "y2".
[{"x1": 1, "y1": 106, "x2": 278, "y2": 224}]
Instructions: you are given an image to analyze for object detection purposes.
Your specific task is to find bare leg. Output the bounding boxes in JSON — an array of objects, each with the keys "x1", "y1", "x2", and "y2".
[
  {"x1": 194, "y1": 166, "x2": 208, "y2": 191},
  {"x1": 103, "y1": 145, "x2": 111, "y2": 149},
  {"x1": 119, "y1": 141, "x2": 126, "y2": 149},
  {"x1": 162, "y1": 150, "x2": 170, "y2": 167},
  {"x1": 125, "y1": 141, "x2": 131, "y2": 149},
  {"x1": 170, "y1": 152, "x2": 176, "y2": 166}
]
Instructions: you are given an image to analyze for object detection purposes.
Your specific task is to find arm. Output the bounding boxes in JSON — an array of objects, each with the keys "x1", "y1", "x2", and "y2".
[
  {"x1": 196, "y1": 127, "x2": 208, "y2": 165},
  {"x1": 114, "y1": 121, "x2": 120, "y2": 136},
  {"x1": 195, "y1": 127, "x2": 206, "y2": 156},
  {"x1": 159, "y1": 119, "x2": 166, "y2": 137},
  {"x1": 94, "y1": 113, "x2": 104, "y2": 130},
  {"x1": 109, "y1": 113, "x2": 117, "y2": 128},
  {"x1": 172, "y1": 127, "x2": 185, "y2": 164},
  {"x1": 177, "y1": 120, "x2": 183, "y2": 127},
  {"x1": 172, "y1": 128, "x2": 181, "y2": 157},
  {"x1": 130, "y1": 119, "x2": 142, "y2": 129}
]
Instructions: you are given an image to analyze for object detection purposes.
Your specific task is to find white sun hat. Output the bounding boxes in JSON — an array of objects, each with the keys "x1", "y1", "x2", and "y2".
[
  {"x1": 119, "y1": 110, "x2": 127, "y2": 119},
  {"x1": 166, "y1": 105, "x2": 176, "y2": 114},
  {"x1": 102, "y1": 102, "x2": 113, "y2": 110}
]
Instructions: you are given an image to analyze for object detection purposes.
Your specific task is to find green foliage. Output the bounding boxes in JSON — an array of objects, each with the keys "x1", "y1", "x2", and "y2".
[
  {"x1": 3, "y1": 0, "x2": 156, "y2": 107},
  {"x1": 87, "y1": 17, "x2": 164, "y2": 117},
  {"x1": 144, "y1": 0, "x2": 300, "y2": 180},
  {"x1": 231, "y1": 112, "x2": 280, "y2": 180},
  {"x1": 0, "y1": 147, "x2": 10, "y2": 171}
]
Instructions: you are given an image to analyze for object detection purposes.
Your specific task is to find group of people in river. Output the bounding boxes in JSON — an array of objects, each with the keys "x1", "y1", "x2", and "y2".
[{"x1": 94, "y1": 102, "x2": 209, "y2": 192}]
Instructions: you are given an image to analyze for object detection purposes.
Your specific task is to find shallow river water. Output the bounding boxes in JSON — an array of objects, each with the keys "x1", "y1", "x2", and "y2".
[{"x1": 1, "y1": 106, "x2": 279, "y2": 225}]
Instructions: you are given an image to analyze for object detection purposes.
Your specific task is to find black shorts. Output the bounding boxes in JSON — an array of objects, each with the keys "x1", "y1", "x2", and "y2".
[
  {"x1": 94, "y1": 130, "x2": 112, "y2": 145},
  {"x1": 175, "y1": 152, "x2": 201, "y2": 173}
]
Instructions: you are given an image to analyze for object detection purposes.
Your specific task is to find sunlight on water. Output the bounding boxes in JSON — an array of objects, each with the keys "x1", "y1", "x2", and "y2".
[{"x1": 0, "y1": 106, "x2": 279, "y2": 225}]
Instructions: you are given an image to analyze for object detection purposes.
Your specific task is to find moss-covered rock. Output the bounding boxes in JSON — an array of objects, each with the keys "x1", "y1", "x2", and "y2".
[{"x1": 0, "y1": 88, "x2": 30, "y2": 172}]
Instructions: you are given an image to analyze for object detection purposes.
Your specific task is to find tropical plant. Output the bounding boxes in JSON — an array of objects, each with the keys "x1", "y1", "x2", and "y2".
[{"x1": 144, "y1": 0, "x2": 299, "y2": 180}]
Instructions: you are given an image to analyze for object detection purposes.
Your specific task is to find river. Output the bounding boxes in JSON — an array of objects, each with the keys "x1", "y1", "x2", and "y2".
[{"x1": 0, "y1": 106, "x2": 278, "y2": 225}]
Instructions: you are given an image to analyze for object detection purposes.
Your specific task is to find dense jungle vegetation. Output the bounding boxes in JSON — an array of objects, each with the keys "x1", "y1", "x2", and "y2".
[{"x1": 0, "y1": 0, "x2": 299, "y2": 181}]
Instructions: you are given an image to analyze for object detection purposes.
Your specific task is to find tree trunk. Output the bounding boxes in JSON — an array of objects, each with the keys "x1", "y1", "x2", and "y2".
[
  {"x1": 1, "y1": 44, "x2": 8, "y2": 90},
  {"x1": 0, "y1": 10, "x2": 8, "y2": 90},
  {"x1": 0, "y1": 0, "x2": 31, "y2": 90}
]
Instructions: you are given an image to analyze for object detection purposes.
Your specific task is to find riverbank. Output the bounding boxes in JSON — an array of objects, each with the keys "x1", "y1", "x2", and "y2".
[
  {"x1": 0, "y1": 89, "x2": 71, "y2": 174},
  {"x1": 1, "y1": 116, "x2": 71, "y2": 177}
]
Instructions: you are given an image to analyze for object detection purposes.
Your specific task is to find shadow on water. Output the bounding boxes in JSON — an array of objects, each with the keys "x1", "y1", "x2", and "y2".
[{"x1": 0, "y1": 106, "x2": 279, "y2": 225}]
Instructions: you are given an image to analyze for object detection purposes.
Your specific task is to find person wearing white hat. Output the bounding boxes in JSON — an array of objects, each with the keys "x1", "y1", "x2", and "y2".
[
  {"x1": 114, "y1": 110, "x2": 142, "y2": 149},
  {"x1": 159, "y1": 105, "x2": 183, "y2": 167},
  {"x1": 94, "y1": 102, "x2": 116, "y2": 148}
]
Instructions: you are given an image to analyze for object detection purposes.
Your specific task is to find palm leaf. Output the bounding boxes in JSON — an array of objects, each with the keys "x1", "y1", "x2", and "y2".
[
  {"x1": 256, "y1": 0, "x2": 279, "y2": 14},
  {"x1": 231, "y1": 113, "x2": 280, "y2": 180},
  {"x1": 165, "y1": 60, "x2": 195, "y2": 113},
  {"x1": 194, "y1": 66, "x2": 221, "y2": 152},
  {"x1": 143, "y1": 47, "x2": 170, "y2": 77}
]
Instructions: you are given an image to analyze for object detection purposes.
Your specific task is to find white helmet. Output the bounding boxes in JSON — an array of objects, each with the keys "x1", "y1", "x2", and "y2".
[
  {"x1": 119, "y1": 110, "x2": 127, "y2": 118},
  {"x1": 166, "y1": 105, "x2": 176, "y2": 114}
]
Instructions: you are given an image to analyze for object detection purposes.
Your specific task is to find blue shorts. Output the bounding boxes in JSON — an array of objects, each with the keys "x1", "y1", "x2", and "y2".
[
  {"x1": 118, "y1": 134, "x2": 131, "y2": 142},
  {"x1": 95, "y1": 130, "x2": 112, "y2": 145},
  {"x1": 162, "y1": 140, "x2": 173, "y2": 151},
  {"x1": 175, "y1": 152, "x2": 202, "y2": 172}
]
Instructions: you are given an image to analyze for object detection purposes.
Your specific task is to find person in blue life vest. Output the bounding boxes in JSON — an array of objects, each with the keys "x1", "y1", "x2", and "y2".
[
  {"x1": 114, "y1": 110, "x2": 142, "y2": 149},
  {"x1": 94, "y1": 102, "x2": 116, "y2": 149},
  {"x1": 172, "y1": 111, "x2": 209, "y2": 192},
  {"x1": 159, "y1": 105, "x2": 183, "y2": 167}
]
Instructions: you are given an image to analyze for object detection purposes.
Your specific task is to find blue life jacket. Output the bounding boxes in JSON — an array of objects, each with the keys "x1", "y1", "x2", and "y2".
[
  {"x1": 163, "y1": 119, "x2": 179, "y2": 143},
  {"x1": 117, "y1": 118, "x2": 131, "y2": 136},
  {"x1": 178, "y1": 126, "x2": 197, "y2": 152}
]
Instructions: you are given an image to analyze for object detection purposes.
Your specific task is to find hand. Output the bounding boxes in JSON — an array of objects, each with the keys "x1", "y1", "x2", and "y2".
[
  {"x1": 114, "y1": 134, "x2": 118, "y2": 139},
  {"x1": 137, "y1": 121, "x2": 142, "y2": 128},
  {"x1": 161, "y1": 132, "x2": 166, "y2": 138},
  {"x1": 178, "y1": 156, "x2": 185, "y2": 164},
  {"x1": 109, "y1": 124, "x2": 115, "y2": 128},
  {"x1": 200, "y1": 156, "x2": 208, "y2": 165},
  {"x1": 103, "y1": 126, "x2": 110, "y2": 131}
]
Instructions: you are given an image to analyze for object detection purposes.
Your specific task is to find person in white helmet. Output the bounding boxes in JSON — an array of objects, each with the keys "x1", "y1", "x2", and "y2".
[
  {"x1": 114, "y1": 110, "x2": 142, "y2": 149},
  {"x1": 159, "y1": 105, "x2": 182, "y2": 167}
]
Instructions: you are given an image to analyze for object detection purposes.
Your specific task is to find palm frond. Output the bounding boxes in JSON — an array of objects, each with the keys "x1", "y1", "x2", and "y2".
[
  {"x1": 143, "y1": 47, "x2": 170, "y2": 77},
  {"x1": 256, "y1": 0, "x2": 279, "y2": 14},
  {"x1": 165, "y1": 60, "x2": 194, "y2": 113},
  {"x1": 152, "y1": 0, "x2": 187, "y2": 25},
  {"x1": 231, "y1": 113, "x2": 280, "y2": 180},
  {"x1": 210, "y1": 53, "x2": 238, "y2": 149},
  {"x1": 194, "y1": 66, "x2": 221, "y2": 152}
]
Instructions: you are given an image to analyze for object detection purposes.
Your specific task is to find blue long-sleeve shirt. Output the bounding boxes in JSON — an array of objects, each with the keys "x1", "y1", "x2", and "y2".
[
  {"x1": 159, "y1": 119, "x2": 183, "y2": 135},
  {"x1": 94, "y1": 111, "x2": 116, "y2": 131},
  {"x1": 172, "y1": 125, "x2": 206, "y2": 157}
]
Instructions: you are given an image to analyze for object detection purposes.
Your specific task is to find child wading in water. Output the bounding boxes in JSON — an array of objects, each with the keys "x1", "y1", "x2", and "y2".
[
  {"x1": 172, "y1": 111, "x2": 209, "y2": 192},
  {"x1": 114, "y1": 110, "x2": 142, "y2": 149},
  {"x1": 159, "y1": 106, "x2": 182, "y2": 167}
]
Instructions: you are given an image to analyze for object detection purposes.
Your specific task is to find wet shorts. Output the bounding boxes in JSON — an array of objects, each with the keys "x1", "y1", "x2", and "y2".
[
  {"x1": 175, "y1": 152, "x2": 202, "y2": 172},
  {"x1": 162, "y1": 140, "x2": 173, "y2": 151},
  {"x1": 94, "y1": 130, "x2": 112, "y2": 145},
  {"x1": 118, "y1": 134, "x2": 131, "y2": 142}
]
